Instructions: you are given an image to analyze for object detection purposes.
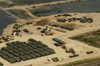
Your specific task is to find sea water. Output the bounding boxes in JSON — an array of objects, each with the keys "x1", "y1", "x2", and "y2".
[
  {"x1": 31, "y1": 0, "x2": 100, "y2": 16},
  {"x1": 0, "y1": 9, "x2": 16, "y2": 35}
]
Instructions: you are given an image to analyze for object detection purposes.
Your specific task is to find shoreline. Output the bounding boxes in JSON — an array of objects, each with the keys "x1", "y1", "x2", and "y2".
[
  {"x1": 0, "y1": 12, "x2": 100, "y2": 66},
  {"x1": 1, "y1": 12, "x2": 100, "y2": 36},
  {"x1": 0, "y1": 9, "x2": 16, "y2": 36},
  {"x1": 0, "y1": 0, "x2": 79, "y2": 36},
  {"x1": 0, "y1": 0, "x2": 100, "y2": 66},
  {"x1": 4, "y1": 0, "x2": 82, "y2": 10}
]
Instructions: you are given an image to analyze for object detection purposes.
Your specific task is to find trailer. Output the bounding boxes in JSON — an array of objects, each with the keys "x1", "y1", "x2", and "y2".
[
  {"x1": 69, "y1": 54, "x2": 79, "y2": 58},
  {"x1": 53, "y1": 38, "x2": 66, "y2": 44},
  {"x1": 86, "y1": 51, "x2": 93, "y2": 54},
  {"x1": 54, "y1": 43, "x2": 61, "y2": 46}
]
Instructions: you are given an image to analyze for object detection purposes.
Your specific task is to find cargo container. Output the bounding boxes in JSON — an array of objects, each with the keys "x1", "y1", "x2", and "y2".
[
  {"x1": 54, "y1": 43, "x2": 61, "y2": 46},
  {"x1": 53, "y1": 38, "x2": 66, "y2": 44},
  {"x1": 69, "y1": 54, "x2": 79, "y2": 58},
  {"x1": 86, "y1": 51, "x2": 93, "y2": 54}
]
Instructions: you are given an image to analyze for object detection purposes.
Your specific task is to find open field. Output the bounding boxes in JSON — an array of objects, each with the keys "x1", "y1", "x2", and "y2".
[
  {"x1": 0, "y1": 0, "x2": 77, "y2": 8},
  {"x1": 60, "y1": 57, "x2": 100, "y2": 66},
  {"x1": 70, "y1": 30, "x2": 100, "y2": 48},
  {"x1": 0, "y1": 13, "x2": 100, "y2": 66},
  {"x1": 11, "y1": 0, "x2": 62, "y2": 5},
  {"x1": 0, "y1": 0, "x2": 100, "y2": 66}
]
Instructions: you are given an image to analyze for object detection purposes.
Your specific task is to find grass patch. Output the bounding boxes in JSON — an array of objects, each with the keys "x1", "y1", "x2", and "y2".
[
  {"x1": 59, "y1": 57, "x2": 100, "y2": 66},
  {"x1": 71, "y1": 30, "x2": 100, "y2": 48},
  {"x1": 0, "y1": 2, "x2": 15, "y2": 7}
]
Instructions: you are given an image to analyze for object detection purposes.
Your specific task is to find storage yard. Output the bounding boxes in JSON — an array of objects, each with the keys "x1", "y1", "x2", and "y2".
[
  {"x1": 0, "y1": 0, "x2": 100, "y2": 66},
  {"x1": 0, "y1": 12, "x2": 100, "y2": 66},
  {"x1": 0, "y1": 39, "x2": 55, "y2": 63}
]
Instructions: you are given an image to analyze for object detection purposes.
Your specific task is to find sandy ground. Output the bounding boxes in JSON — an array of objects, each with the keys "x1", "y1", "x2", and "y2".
[
  {"x1": 3, "y1": 0, "x2": 77, "y2": 10},
  {"x1": 0, "y1": 0, "x2": 100, "y2": 65},
  {"x1": 0, "y1": 12, "x2": 100, "y2": 66},
  {"x1": 2, "y1": 13, "x2": 100, "y2": 36}
]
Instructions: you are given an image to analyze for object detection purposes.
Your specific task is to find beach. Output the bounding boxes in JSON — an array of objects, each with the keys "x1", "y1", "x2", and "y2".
[{"x1": 0, "y1": 0, "x2": 100, "y2": 66}]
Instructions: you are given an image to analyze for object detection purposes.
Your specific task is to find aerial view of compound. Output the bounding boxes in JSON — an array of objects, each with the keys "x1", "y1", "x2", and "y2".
[{"x1": 0, "y1": 0, "x2": 100, "y2": 66}]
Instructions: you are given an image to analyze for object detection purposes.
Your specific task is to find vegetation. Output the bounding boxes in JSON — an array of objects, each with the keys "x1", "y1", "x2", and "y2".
[
  {"x1": 8, "y1": 10, "x2": 32, "y2": 19},
  {"x1": 33, "y1": 11, "x2": 45, "y2": 15},
  {"x1": 0, "y1": 62, "x2": 3, "y2": 66},
  {"x1": 60, "y1": 57, "x2": 100, "y2": 66},
  {"x1": 71, "y1": 30, "x2": 100, "y2": 48},
  {"x1": 0, "y1": 38, "x2": 55, "y2": 63},
  {"x1": 0, "y1": 2, "x2": 15, "y2": 8}
]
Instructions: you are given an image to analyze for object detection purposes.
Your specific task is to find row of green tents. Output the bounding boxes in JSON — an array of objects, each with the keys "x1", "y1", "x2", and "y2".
[
  {"x1": 51, "y1": 24, "x2": 74, "y2": 31},
  {"x1": 0, "y1": 39, "x2": 55, "y2": 63}
]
